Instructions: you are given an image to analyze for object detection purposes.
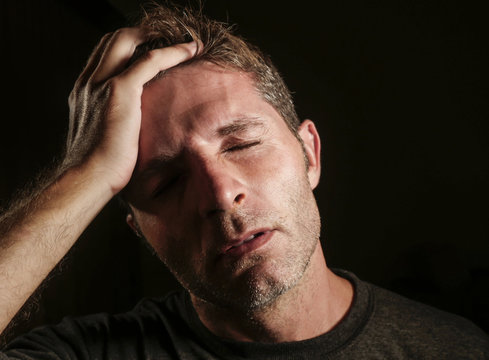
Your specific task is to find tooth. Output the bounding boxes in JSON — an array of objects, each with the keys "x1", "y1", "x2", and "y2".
[
  {"x1": 232, "y1": 241, "x2": 244, "y2": 248},
  {"x1": 245, "y1": 234, "x2": 256, "y2": 242}
]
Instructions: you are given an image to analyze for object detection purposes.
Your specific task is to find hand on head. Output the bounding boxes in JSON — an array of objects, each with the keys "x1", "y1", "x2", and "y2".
[{"x1": 65, "y1": 27, "x2": 200, "y2": 194}]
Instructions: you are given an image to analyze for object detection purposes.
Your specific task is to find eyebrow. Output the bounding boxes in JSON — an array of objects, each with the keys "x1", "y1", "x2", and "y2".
[
  {"x1": 135, "y1": 153, "x2": 177, "y2": 184},
  {"x1": 215, "y1": 117, "x2": 266, "y2": 137}
]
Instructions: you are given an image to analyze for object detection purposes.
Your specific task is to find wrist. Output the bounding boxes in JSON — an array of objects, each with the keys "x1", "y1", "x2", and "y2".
[{"x1": 77, "y1": 152, "x2": 135, "y2": 197}]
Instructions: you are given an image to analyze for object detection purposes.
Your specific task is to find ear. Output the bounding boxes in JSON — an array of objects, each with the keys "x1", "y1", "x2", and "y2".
[
  {"x1": 298, "y1": 119, "x2": 321, "y2": 189},
  {"x1": 126, "y1": 213, "x2": 143, "y2": 238}
]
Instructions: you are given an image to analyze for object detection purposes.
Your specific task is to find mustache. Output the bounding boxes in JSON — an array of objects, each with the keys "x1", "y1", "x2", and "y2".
[{"x1": 211, "y1": 207, "x2": 285, "y2": 241}]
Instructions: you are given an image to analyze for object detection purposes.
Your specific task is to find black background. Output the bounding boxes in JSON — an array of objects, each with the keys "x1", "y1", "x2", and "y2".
[{"x1": 1, "y1": 0, "x2": 488, "y2": 339}]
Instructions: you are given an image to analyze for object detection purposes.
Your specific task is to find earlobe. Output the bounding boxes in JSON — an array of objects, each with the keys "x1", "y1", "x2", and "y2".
[
  {"x1": 298, "y1": 119, "x2": 321, "y2": 189},
  {"x1": 126, "y1": 213, "x2": 143, "y2": 238}
]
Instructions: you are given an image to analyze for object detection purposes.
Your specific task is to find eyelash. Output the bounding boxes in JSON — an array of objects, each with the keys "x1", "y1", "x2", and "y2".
[{"x1": 225, "y1": 140, "x2": 261, "y2": 152}]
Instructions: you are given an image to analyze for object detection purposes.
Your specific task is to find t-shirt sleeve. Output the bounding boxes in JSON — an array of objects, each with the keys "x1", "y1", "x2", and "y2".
[
  {"x1": 0, "y1": 315, "x2": 110, "y2": 360},
  {"x1": 0, "y1": 296, "x2": 187, "y2": 360}
]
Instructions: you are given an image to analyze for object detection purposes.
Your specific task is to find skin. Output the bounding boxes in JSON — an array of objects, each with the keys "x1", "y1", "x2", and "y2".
[
  {"x1": 0, "y1": 28, "x2": 198, "y2": 335},
  {"x1": 125, "y1": 62, "x2": 353, "y2": 342},
  {"x1": 0, "y1": 27, "x2": 353, "y2": 343}
]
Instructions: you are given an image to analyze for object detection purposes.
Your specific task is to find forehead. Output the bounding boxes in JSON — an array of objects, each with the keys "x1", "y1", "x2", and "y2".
[
  {"x1": 141, "y1": 62, "x2": 270, "y2": 128},
  {"x1": 138, "y1": 62, "x2": 286, "y2": 159}
]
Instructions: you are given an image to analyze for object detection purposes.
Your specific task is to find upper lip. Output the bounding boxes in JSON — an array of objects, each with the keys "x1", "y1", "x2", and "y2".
[{"x1": 221, "y1": 228, "x2": 272, "y2": 253}]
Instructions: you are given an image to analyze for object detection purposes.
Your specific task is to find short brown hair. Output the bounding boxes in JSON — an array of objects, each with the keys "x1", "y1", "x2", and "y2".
[{"x1": 129, "y1": 2, "x2": 301, "y2": 137}]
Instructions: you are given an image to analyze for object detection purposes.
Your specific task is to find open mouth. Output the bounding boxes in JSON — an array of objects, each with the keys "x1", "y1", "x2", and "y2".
[
  {"x1": 229, "y1": 231, "x2": 265, "y2": 249},
  {"x1": 224, "y1": 230, "x2": 273, "y2": 256}
]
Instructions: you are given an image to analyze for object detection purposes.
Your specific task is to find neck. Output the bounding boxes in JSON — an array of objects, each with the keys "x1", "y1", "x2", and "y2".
[{"x1": 190, "y1": 243, "x2": 353, "y2": 343}]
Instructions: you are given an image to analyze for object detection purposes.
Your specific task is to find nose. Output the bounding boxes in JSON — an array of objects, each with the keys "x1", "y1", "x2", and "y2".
[{"x1": 191, "y1": 156, "x2": 246, "y2": 217}]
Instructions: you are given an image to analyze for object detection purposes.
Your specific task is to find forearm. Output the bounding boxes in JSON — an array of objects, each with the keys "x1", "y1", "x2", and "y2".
[
  {"x1": 0, "y1": 26, "x2": 199, "y2": 339},
  {"x1": 0, "y1": 159, "x2": 114, "y2": 334}
]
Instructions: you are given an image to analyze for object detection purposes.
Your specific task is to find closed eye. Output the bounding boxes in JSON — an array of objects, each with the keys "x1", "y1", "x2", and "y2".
[
  {"x1": 152, "y1": 175, "x2": 180, "y2": 198},
  {"x1": 225, "y1": 141, "x2": 261, "y2": 152}
]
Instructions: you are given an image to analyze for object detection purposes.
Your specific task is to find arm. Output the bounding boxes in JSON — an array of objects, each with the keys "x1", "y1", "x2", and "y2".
[{"x1": 0, "y1": 28, "x2": 198, "y2": 335}]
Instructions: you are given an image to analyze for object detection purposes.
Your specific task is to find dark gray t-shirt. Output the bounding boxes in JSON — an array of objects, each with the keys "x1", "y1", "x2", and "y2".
[{"x1": 1, "y1": 270, "x2": 488, "y2": 359}]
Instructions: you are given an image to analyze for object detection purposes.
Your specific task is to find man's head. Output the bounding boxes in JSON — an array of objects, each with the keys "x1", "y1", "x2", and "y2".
[{"x1": 123, "y1": 3, "x2": 323, "y2": 314}]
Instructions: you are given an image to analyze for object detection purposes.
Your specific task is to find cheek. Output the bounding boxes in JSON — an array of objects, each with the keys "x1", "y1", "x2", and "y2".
[
  {"x1": 248, "y1": 144, "x2": 307, "y2": 195},
  {"x1": 134, "y1": 208, "x2": 200, "y2": 264}
]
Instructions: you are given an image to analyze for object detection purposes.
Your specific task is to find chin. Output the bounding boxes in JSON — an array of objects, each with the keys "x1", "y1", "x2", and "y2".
[{"x1": 191, "y1": 255, "x2": 311, "y2": 314}]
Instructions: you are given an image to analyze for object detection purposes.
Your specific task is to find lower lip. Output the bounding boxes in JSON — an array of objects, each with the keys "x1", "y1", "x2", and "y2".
[{"x1": 225, "y1": 231, "x2": 274, "y2": 257}]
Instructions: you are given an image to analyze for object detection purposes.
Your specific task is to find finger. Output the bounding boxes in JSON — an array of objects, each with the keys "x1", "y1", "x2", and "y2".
[
  {"x1": 90, "y1": 27, "x2": 146, "y2": 84},
  {"x1": 76, "y1": 31, "x2": 114, "y2": 87},
  {"x1": 117, "y1": 41, "x2": 199, "y2": 88}
]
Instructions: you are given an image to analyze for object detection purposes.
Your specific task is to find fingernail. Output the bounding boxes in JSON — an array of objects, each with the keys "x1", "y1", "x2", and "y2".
[{"x1": 187, "y1": 41, "x2": 198, "y2": 54}]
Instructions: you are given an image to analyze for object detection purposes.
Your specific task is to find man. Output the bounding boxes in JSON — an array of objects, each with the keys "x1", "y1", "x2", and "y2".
[{"x1": 0, "y1": 3, "x2": 487, "y2": 359}]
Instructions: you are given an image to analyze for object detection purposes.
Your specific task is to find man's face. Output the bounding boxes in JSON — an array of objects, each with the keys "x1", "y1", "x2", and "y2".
[{"x1": 126, "y1": 62, "x2": 321, "y2": 312}]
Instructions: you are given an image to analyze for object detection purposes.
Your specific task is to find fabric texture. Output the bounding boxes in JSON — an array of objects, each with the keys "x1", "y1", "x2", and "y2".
[{"x1": 1, "y1": 270, "x2": 488, "y2": 359}]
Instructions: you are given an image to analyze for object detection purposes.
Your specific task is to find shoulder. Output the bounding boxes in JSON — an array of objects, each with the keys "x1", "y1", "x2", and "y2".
[
  {"x1": 367, "y1": 282, "x2": 489, "y2": 356},
  {"x1": 335, "y1": 269, "x2": 489, "y2": 358},
  {"x1": 371, "y1": 283, "x2": 484, "y2": 335}
]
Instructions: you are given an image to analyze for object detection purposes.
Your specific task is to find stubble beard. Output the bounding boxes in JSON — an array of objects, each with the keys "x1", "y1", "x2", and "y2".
[{"x1": 164, "y1": 172, "x2": 321, "y2": 315}]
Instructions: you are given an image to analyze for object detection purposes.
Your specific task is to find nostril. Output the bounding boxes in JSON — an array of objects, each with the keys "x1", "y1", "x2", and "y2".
[{"x1": 234, "y1": 193, "x2": 245, "y2": 204}]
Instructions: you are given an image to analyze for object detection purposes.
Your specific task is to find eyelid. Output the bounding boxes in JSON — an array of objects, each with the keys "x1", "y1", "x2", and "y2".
[
  {"x1": 225, "y1": 140, "x2": 262, "y2": 152},
  {"x1": 152, "y1": 175, "x2": 180, "y2": 198}
]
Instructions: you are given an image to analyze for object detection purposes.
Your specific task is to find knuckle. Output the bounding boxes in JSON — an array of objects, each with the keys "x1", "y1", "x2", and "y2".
[
  {"x1": 106, "y1": 76, "x2": 139, "y2": 102},
  {"x1": 106, "y1": 76, "x2": 122, "y2": 90},
  {"x1": 100, "y1": 31, "x2": 114, "y2": 43},
  {"x1": 104, "y1": 77, "x2": 125, "y2": 98},
  {"x1": 175, "y1": 41, "x2": 197, "y2": 55},
  {"x1": 111, "y1": 27, "x2": 137, "y2": 44},
  {"x1": 68, "y1": 83, "x2": 85, "y2": 102},
  {"x1": 68, "y1": 89, "x2": 76, "y2": 104},
  {"x1": 141, "y1": 49, "x2": 159, "y2": 62}
]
